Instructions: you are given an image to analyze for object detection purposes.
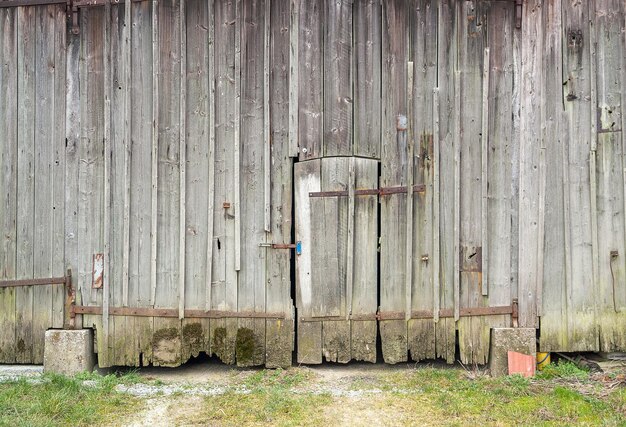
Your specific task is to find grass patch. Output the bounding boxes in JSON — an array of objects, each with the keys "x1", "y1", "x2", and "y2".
[
  {"x1": 192, "y1": 390, "x2": 332, "y2": 427},
  {"x1": 242, "y1": 368, "x2": 313, "y2": 389},
  {"x1": 0, "y1": 372, "x2": 141, "y2": 427},
  {"x1": 536, "y1": 361, "x2": 590, "y2": 380}
]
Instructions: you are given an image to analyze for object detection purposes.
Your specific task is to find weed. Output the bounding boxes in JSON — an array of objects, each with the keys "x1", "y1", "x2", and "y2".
[{"x1": 536, "y1": 361, "x2": 590, "y2": 380}]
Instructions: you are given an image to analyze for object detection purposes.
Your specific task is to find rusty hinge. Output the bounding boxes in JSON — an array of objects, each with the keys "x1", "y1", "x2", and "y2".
[{"x1": 259, "y1": 241, "x2": 302, "y2": 255}]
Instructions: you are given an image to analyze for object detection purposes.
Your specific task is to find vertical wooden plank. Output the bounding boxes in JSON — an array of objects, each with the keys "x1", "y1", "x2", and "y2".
[
  {"x1": 178, "y1": 0, "x2": 186, "y2": 320},
  {"x1": 456, "y1": 0, "x2": 487, "y2": 365},
  {"x1": 31, "y1": 5, "x2": 55, "y2": 362},
  {"x1": 233, "y1": 0, "x2": 241, "y2": 273},
  {"x1": 480, "y1": 47, "x2": 489, "y2": 297},
  {"x1": 594, "y1": 0, "x2": 626, "y2": 351},
  {"x1": 435, "y1": 0, "x2": 458, "y2": 364},
  {"x1": 405, "y1": 63, "x2": 414, "y2": 323},
  {"x1": 15, "y1": 5, "x2": 36, "y2": 363},
  {"x1": 288, "y1": 0, "x2": 299, "y2": 157},
  {"x1": 128, "y1": 0, "x2": 155, "y2": 365},
  {"x1": 407, "y1": 0, "x2": 438, "y2": 363},
  {"x1": 210, "y1": 0, "x2": 238, "y2": 365},
  {"x1": 0, "y1": 7, "x2": 18, "y2": 363},
  {"x1": 65, "y1": 6, "x2": 81, "y2": 333},
  {"x1": 237, "y1": 0, "x2": 267, "y2": 367},
  {"x1": 486, "y1": 1, "x2": 515, "y2": 313},
  {"x1": 153, "y1": 0, "x2": 183, "y2": 367},
  {"x1": 452, "y1": 3, "x2": 461, "y2": 324},
  {"x1": 320, "y1": 157, "x2": 350, "y2": 363},
  {"x1": 51, "y1": 5, "x2": 66, "y2": 331},
  {"x1": 517, "y1": 0, "x2": 543, "y2": 329},
  {"x1": 182, "y1": 0, "x2": 212, "y2": 361},
  {"x1": 205, "y1": 0, "x2": 215, "y2": 313},
  {"x1": 353, "y1": 0, "x2": 381, "y2": 159},
  {"x1": 263, "y1": 0, "x2": 271, "y2": 233},
  {"x1": 351, "y1": 158, "x2": 378, "y2": 363},
  {"x1": 150, "y1": 0, "x2": 159, "y2": 308},
  {"x1": 379, "y1": 0, "x2": 408, "y2": 365},
  {"x1": 297, "y1": 0, "x2": 323, "y2": 160},
  {"x1": 538, "y1": 0, "x2": 566, "y2": 352},
  {"x1": 266, "y1": 0, "x2": 294, "y2": 369},
  {"x1": 559, "y1": 0, "x2": 596, "y2": 350},
  {"x1": 295, "y1": 159, "x2": 322, "y2": 363},
  {"x1": 121, "y1": 0, "x2": 132, "y2": 311},
  {"x1": 433, "y1": 88, "x2": 440, "y2": 324},
  {"x1": 148, "y1": 0, "x2": 159, "y2": 364},
  {"x1": 323, "y1": 0, "x2": 352, "y2": 156},
  {"x1": 346, "y1": 160, "x2": 356, "y2": 320},
  {"x1": 102, "y1": 0, "x2": 113, "y2": 366},
  {"x1": 109, "y1": 3, "x2": 134, "y2": 365}
]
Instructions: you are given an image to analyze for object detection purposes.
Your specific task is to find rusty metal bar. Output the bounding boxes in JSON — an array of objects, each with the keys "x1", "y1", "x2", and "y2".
[
  {"x1": 0, "y1": 0, "x2": 65, "y2": 8},
  {"x1": 300, "y1": 304, "x2": 516, "y2": 322},
  {"x1": 308, "y1": 185, "x2": 425, "y2": 198},
  {"x1": 71, "y1": 305, "x2": 286, "y2": 319},
  {"x1": 0, "y1": 276, "x2": 67, "y2": 288}
]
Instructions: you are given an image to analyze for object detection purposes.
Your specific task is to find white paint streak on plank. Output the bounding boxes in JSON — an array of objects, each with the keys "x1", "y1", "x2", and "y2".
[{"x1": 178, "y1": 0, "x2": 186, "y2": 319}]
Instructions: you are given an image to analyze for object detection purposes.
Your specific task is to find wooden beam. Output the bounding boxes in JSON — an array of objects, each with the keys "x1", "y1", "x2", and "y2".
[
  {"x1": 205, "y1": 0, "x2": 216, "y2": 312},
  {"x1": 150, "y1": 0, "x2": 159, "y2": 306},
  {"x1": 288, "y1": 0, "x2": 299, "y2": 157},
  {"x1": 178, "y1": 0, "x2": 186, "y2": 319},
  {"x1": 345, "y1": 158, "x2": 355, "y2": 319},
  {"x1": 122, "y1": 0, "x2": 132, "y2": 307},
  {"x1": 433, "y1": 87, "x2": 440, "y2": 322},
  {"x1": 481, "y1": 47, "x2": 490, "y2": 296},
  {"x1": 234, "y1": 0, "x2": 241, "y2": 272},
  {"x1": 103, "y1": 0, "x2": 112, "y2": 359},
  {"x1": 264, "y1": 0, "x2": 271, "y2": 232}
]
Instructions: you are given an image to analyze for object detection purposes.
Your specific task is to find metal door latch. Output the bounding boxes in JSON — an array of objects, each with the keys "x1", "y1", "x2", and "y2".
[{"x1": 259, "y1": 241, "x2": 302, "y2": 255}]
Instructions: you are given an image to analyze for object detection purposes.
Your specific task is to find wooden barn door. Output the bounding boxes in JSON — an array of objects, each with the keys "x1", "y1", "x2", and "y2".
[
  {"x1": 294, "y1": 0, "x2": 520, "y2": 366},
  {"x1": 294, "y1": 158, "x2": 379, "y2": 363}
]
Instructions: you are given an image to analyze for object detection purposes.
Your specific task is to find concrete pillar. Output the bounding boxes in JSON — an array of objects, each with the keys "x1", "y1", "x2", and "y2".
[
  {"x1": 489, "y1": 328, "x2": 536, "y2": 377},
  {"x1": 44, "y1": 329, "x2": 96, "y2": 376}
]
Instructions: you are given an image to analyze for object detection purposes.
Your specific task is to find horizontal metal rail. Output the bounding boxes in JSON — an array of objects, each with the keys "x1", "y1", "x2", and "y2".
[
  {"x1": 0, "y1": 0, "x2": 65, "y2": 8},
  {"x1": 72, "y1": 305, "x2": 286, "y2": 320},
  {"x1": 0, "y1": 276, "x2": 68, "y2": 288},
  {"x1": 300, "y1": 301, "x2": 518, "y2": 322},
  {"x1": 309, "y1": 184, "x2": 426, "y2": 198}
]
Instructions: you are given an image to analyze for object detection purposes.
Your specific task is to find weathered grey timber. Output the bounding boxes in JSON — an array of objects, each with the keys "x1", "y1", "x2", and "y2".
[
  {"x1": 380, "y1": 0, "x2": 408, "y2": 365},
  {"x1": 0, "y1": 0, "x2": 625, "y2": 368},
  {"x1": 0, "y1": 7, "x2": 18, "y2": 363}
]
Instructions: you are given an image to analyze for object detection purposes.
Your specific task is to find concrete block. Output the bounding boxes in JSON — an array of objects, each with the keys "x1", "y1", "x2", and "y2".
[
  {"x1": 489, "y1": 328, "x2": 536, "y2": 377},
  {"x1": 44, "y1": 329, "x2": 95, "y2": 376}
]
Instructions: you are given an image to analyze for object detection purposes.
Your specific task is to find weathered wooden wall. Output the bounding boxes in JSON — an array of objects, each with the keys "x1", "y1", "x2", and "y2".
[{"x1": 0, "y1": 0, "x2": 625, "y2": 367}]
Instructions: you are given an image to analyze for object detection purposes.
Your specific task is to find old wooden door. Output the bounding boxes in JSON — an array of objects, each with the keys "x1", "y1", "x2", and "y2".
[{"x1": 294, "y1": 158, "x2": 379, "y2": 363}]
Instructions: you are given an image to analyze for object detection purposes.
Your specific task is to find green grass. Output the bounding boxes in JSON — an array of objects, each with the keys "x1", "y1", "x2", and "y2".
[
  {"x1": 0, "y1": 372, "x2": 141, "y2": 427},
  {"x1": 536, "y1": 360, "x2": 590, "y2": 380},
  {"x1": 1, "y1": 365, "x2": 625, "y2": 426}
]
